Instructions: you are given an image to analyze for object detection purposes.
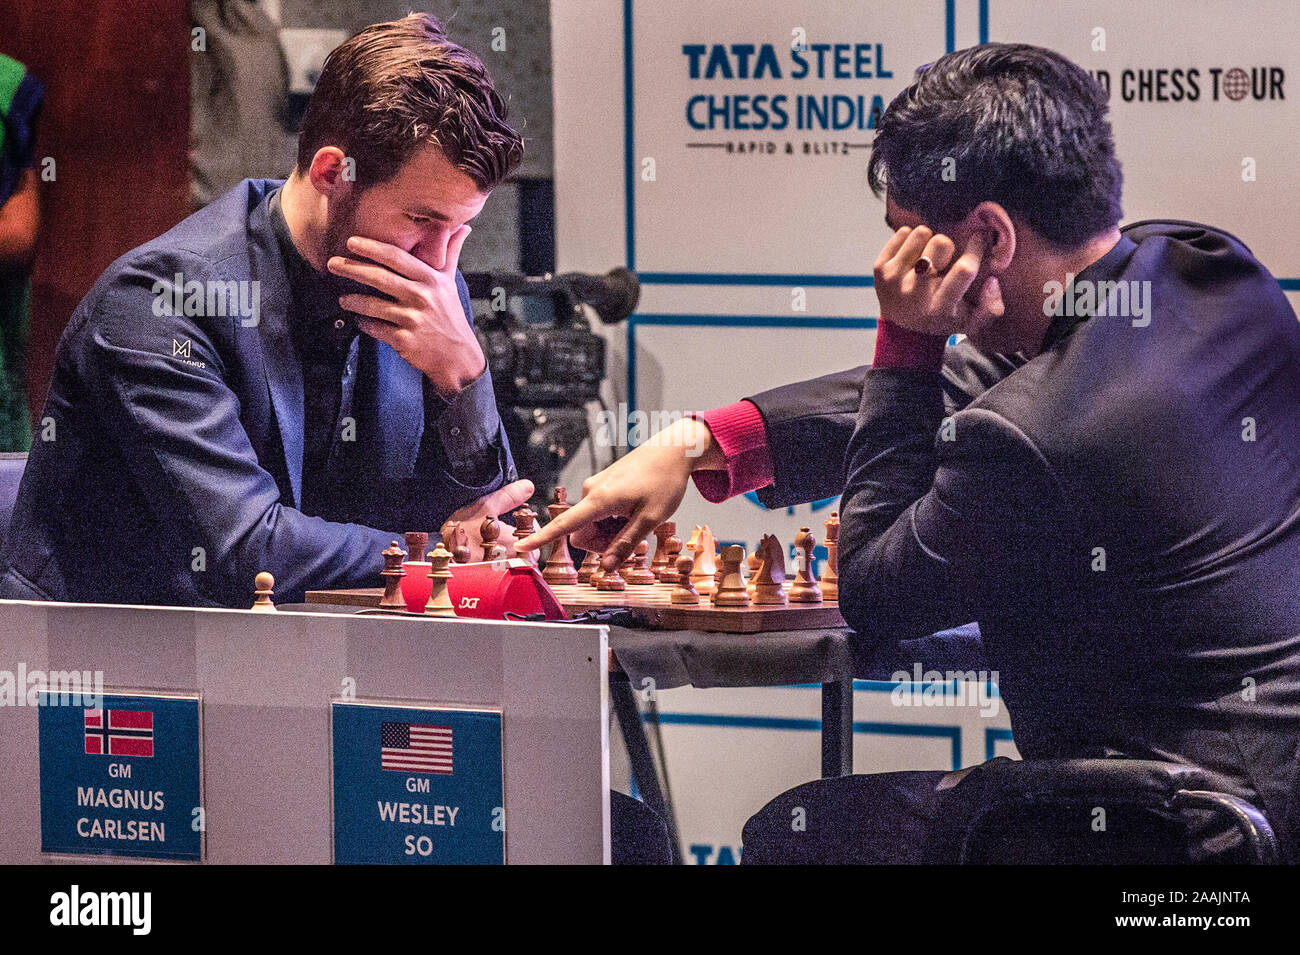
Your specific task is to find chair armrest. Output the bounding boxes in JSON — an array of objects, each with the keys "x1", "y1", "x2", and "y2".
[{"x1": 1173, "y1": 790, "x2": 1280, "y2": 864}]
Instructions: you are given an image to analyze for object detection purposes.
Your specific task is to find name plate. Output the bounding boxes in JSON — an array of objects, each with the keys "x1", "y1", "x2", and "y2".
[
  {"x1": 38, "y1": 690, "x2": 203, "y2": 861},
  {"x1": 331, "y1": 700, "x2": 505, "y2": 864}
]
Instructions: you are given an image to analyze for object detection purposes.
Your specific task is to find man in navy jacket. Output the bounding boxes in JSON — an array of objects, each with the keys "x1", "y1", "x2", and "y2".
[
  {"x1": 523, "y1": 44, "x2": 1300, "y2": 862},
  {"x1": 0, "y1": 14, "x2": 532, "y2": 606}
]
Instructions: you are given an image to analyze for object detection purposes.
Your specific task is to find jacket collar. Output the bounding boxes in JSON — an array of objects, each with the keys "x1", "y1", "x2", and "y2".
[
  {"x1": 1041, "y1": 232, "x2": 1140, "y2": 352},
  {"x1": 244, "y1": 179, "x2": 425, "y2": 504},
  {"x1": 246, "y1": 182, "x2": 304, "y2": 507}
]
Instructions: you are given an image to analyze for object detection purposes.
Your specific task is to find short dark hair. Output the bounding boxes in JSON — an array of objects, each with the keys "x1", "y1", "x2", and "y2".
[
  {"x1": 867, "y1": 43, "x2": 1122, "y2": 247},
  {"x1": 295, "y1": 13, "x2": 523, "y2": 191}
]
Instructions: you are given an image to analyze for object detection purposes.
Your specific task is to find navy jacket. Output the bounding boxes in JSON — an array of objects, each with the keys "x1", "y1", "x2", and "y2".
[
  {"x1": 0, "y1": 179, "x2": 514, "y2": 606},
  {"x1": 746, "y1": 221, "x2": 1300, "y2": 860}
]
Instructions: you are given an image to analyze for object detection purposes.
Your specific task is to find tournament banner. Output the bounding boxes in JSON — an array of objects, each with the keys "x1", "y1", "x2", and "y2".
[
  {"x1": 331, "y1": 701, "x2": 505, "y2": 865},
  {"x1": 37, "y1": 691, "x2": 203, "y2": 861},
  {"x1": 626, "y1": 0, "x2": 946, "y2": 281}
]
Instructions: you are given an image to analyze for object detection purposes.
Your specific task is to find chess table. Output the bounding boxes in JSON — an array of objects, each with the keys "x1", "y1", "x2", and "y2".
[
  {"x1": 304, "y1": 580, "x2": 847, "y2": 633},
  {"x1": 293, "y1": 585, "x2": 857, "y2": 863}
]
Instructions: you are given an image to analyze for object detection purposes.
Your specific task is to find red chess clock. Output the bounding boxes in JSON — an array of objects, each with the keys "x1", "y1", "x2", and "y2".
[{"x1": 445, "y1": 558, "x2": 568, "y2": 621}]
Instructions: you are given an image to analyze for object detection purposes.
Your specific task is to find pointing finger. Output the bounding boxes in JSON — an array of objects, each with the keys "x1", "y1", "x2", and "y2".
[{"x1": 516, "y1": 493, "x2": 609, "y2": 552}]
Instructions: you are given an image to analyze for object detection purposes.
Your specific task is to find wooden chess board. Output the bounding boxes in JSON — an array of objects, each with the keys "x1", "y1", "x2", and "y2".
[{"x1": 304, "y1": 580, "x2": 846, "y2": 634}]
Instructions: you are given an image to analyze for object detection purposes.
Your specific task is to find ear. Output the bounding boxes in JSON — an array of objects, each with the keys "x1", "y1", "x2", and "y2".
[
  {"x1": 306, "y1": 147, "x2": 353, "y2": 198},
  {"x1": 963, "y1": 201, "x2": 1016, "y2": 273}
]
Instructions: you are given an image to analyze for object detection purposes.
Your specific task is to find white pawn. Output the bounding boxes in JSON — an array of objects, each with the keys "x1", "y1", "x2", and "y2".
[
  {"x1": 425, "y1": 544, "x2": 455, "y2": 616},
  {"x1": 251, "y1": 572, "x2": 276, "y2": 612},
  {"x1": 712, "y1": 545, "x2": 750, "y2": 607},
  {"x1": 670, "y1": 554, "x2": 699, "y2": 605}
]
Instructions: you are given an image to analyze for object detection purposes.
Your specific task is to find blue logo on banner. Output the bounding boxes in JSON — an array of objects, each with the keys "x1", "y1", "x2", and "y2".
[
  {"x1": 332, "y1": 702, "x2": 504, "y2": 864},
  {"x1": 38, "y1": 692, "x2": 202, "y2": 861}
]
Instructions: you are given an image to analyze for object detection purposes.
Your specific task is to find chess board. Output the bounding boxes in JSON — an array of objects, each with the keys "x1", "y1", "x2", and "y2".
[{"x1": 304, "y1": 581, "x2": 846, "y2": 634}]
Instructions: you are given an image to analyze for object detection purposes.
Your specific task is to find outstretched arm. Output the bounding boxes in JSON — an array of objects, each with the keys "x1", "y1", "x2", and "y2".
[{"x1": 516, "y1": 339, "x2": 1021, "y2": 570}]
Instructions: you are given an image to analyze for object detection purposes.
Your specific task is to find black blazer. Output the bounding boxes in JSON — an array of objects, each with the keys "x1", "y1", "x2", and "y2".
[{"x1": 746, "y1": 221, "x2": 1300, "y2": 861}]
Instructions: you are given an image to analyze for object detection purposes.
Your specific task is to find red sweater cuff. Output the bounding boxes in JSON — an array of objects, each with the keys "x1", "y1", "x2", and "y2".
[
  {"x1": 873, "y1": 319, "x2": 948, "y2": 369},
  {"x1": 689, "y1": 400, "x2": 775, "y2": 503}
]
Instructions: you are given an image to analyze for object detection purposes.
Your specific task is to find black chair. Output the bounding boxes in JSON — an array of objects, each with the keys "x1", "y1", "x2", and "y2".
[
  {"x1": 742, "y1": 756, "x2": 1282, "y2": 864},
  {"x1": 0, "y1": 452, "x2": 26, "y2": 549},
  {"x1": 931, "y1": 757, "x2": 1280, "y2": 864}
]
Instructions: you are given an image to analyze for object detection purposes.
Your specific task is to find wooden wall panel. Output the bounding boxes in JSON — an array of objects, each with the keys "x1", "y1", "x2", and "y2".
[{"x1": 1, "y1": 0, "x2": 190, "y2": 416}]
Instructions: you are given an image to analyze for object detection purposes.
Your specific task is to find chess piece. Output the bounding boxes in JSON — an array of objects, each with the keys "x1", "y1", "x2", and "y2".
[
  {"x1": 619, "y1": 548, "x2": 637, "y2": 582},
  {"x1": 712, "y1": 545, "x2": 750, "y2": 607},
  {"x1": 685, "y1": 524, "x2": 702, "y2": 557},
  {"x1": 822, "y1": 512, "x2": 840, "y2": 600},
  {"x1": 658, "y1": 524, "x2": 683, "y2": 582},
  {"x1": 790, "y1": 526, "x2": 822, "y2": 603},
  {"x1": 578, "y1": 550, "x2": 601, "y2": 585},
  {"x1": 714, "y1": 541, "x2": 725, "y2": 590},
  {"x1": 670, "y1": 554, "x2": 699, "y2": 605},
  {"x1": 379, "y1": 541, "x2": 408, "y2": 609},
  {"x1": 596, "y1": 558, "x2": 626, "y2": 591},
  {"x1": 689, "y1": 525, "x2": 717, "y2": 595},
  {"x1": 480, "y1": 515, "x2": 507, "y2": 561},
  {"x1": 542, "y1": 487, "x2": 580, "y2": 585},
  {"x1": 752, "y1": 534, "x2": 788, "y2": 605},
  {"x1": 251, "y1": 572, "x2": 276, "y2": 612},
  {"x1": 625, "y1": 539, "x2": 658, "y2": 585},
  {"x1": 440, "y1": 520, "x2": 471, "y2": 563},
  {"x1": 650, "y1": 522, "x2": 677, "y2": 580},
  {"x1": 404, "y1": 532, "x2": 428, "y2": 566},
  {"x1": 747, "y1": 550, "x2": 760, "y2": 598},
  {"x1": 425, "y1": 544, "x2": 455, "y2": 616},
  {"x1": 513, "y1": 506, "x2": 538, "y2": 567}
]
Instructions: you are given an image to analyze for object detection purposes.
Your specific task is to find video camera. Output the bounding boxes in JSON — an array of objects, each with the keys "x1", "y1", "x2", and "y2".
[{"x1": 462, "y1": 267, "x2": 640, "y2": 497}]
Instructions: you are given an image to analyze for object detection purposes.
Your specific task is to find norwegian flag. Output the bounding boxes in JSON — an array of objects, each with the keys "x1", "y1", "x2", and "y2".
[{"x1": 84, "y1": 708, "x2": 154, "y2": 758}]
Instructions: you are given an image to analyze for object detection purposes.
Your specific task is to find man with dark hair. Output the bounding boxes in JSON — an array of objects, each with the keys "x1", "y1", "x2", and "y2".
[
  {"x1": 0, "y1": 13, "x2": 534, "y2": 606},
  {"x1": 522, "y1": 43, "x2": 1300, "y2": 862},
  {"x1": 868, "y1": 43, "x2": 1124, "y2": 249}
]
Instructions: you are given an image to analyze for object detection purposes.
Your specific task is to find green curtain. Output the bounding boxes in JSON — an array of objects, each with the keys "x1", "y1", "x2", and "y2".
[
  {"x1": 0, "y1": 269, "x2": 31, "y2": 450},
  {"x1": 0, "y1": 51, "x2": 38, "y2": 451}
]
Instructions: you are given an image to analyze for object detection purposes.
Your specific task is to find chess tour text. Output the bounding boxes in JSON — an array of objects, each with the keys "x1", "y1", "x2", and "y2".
[{"x1": 379, "y1": 780, "x2": 460, "y2": 857}]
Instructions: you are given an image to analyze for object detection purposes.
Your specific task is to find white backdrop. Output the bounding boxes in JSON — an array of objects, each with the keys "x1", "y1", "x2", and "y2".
[{"x1": 552, "y1": 0, "x2": 1300, "y2": 860}]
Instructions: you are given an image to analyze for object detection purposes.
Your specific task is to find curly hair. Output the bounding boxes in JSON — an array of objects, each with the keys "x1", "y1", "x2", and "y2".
[{"x1": 295, "y1": 13, "x2": 524, "y2": 191}]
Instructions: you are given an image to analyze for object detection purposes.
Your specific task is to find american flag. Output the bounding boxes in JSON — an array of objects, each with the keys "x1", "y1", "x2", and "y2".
[
  {"x1": 381, "y1": 721, "x2": 453, "y2": 774},
  {"x1": 84, "y1": 708, "x2": 154, "y2": 758}
]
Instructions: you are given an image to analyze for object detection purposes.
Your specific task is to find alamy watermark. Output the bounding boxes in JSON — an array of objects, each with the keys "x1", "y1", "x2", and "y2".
[
  {"x1": 594, "y1": 403, "x2": 710, "y2": 456},
  {"x1": 888, "y1": 663, "x2": 1001, "y2": 717},
  {"x1": 1043, "y1": 274, "x2": 1151, "y2": 327},
  {"x1": 0, "y1": 664, "x2": 103, "y2": 708},
  {"x1": 151, "y1": 273, "x2": 261, "y2": 327}
]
